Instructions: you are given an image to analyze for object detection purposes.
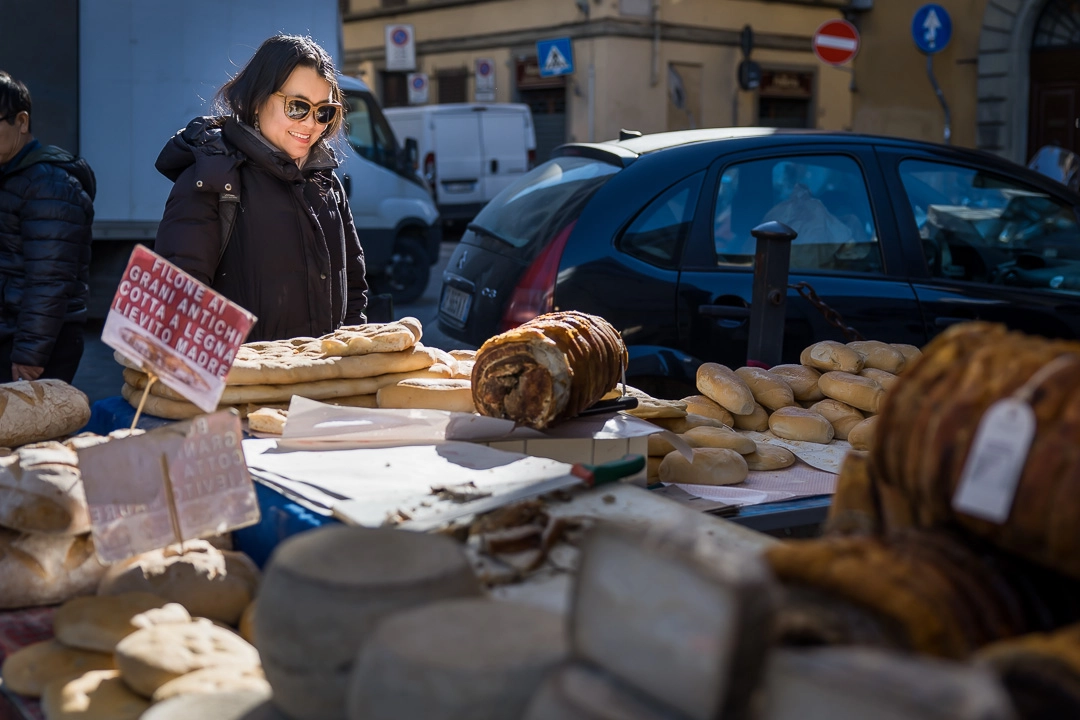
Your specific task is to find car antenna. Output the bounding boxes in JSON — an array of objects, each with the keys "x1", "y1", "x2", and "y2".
[{"x1": 619, "y1": 129, "x2": 643, "y2": 141}]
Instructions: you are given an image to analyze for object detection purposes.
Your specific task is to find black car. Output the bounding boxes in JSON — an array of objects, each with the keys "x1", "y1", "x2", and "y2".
[{"x1": 438, "y1": 129, "x2": 1080, "y2": 397}]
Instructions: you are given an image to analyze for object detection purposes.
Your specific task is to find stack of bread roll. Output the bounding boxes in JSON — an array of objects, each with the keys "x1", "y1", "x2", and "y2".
[
  {"x1": 1, "y1": 577, "x2": 267, "y2": 719},
  {"x1": 119, "y1": 318, "x2": 477, "y2": 422}
]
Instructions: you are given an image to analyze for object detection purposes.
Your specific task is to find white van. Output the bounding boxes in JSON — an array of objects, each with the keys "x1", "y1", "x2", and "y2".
[
  {"x1": 337, "y1": 76, "x2": 441, "y2": 304},
  {"x1": 383, "y1": 104, "x2": 537, "y2": 224}
]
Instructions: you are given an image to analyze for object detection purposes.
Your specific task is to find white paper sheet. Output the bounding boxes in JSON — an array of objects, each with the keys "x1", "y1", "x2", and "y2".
[{"x1": 740, "y1": 430, "x2": 851, "y2": 474}]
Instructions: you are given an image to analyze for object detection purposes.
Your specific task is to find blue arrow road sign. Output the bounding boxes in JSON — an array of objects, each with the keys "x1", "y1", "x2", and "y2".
[
  {"x1": 537, "y1": 37, "x2": 574, "y2": 78},
  {"x1": 912, "y1": 4, "x2": 952, "y2": 54}
]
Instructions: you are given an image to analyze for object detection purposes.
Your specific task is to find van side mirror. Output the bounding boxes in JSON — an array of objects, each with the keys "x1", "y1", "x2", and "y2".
[{"x1": 404, "y1": 138, "x2": 419, "y2": 170}]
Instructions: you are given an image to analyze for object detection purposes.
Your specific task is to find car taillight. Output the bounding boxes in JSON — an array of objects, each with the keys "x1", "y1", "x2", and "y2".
[
  {"x1": 423, "y1": 152, "x2": 436, "y2": 193},
  {"x1": 499, "y1": 221, "x2": 576, "y2": 332},
  {"x1": 527, "y1": 149, "x2": 537, "y2": 170}
]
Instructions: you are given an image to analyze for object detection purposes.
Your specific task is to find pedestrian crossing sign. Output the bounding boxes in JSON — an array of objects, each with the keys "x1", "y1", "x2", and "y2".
[{"x1": 537, "y1": 37, "x2": 574, "y2": 77}]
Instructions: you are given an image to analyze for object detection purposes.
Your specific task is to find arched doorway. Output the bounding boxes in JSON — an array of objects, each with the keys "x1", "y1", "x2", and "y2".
[{"x1": 1028, "y1": 0, "x2": 1080, "y2": 158}]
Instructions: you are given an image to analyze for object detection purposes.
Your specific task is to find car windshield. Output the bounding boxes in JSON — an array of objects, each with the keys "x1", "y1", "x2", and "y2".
[{"x1": 469, "y1": 156, "x2": 621, "y2": 248}]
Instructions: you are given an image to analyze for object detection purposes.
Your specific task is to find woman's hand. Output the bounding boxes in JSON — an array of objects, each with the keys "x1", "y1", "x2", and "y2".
[{"x1": 11, "y1": 364, "x2": 44, "y2": 382}]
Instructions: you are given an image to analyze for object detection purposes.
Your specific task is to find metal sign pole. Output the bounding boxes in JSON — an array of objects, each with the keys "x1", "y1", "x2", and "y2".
[{"x1": 926, "y1": 54, "x2": 952, "y2": 144}]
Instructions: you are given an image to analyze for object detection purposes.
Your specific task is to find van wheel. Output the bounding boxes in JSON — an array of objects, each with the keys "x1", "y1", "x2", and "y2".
[{"x1": 382, "y1": 234, "x2": 430, "y2": 305}]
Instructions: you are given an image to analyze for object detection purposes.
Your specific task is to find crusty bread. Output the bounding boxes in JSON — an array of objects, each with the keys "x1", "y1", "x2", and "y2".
[
  {"x1": 0, "y1": 380, "x2": 91, "y2": 448},
  {"x1": 800, "y1": 341, "x2": 865, "y2": 374},
  {"x1": 696, "y1": 363, "x2": 756, "y2": 416},
  {"x1": 649, "y1": 413, "x2": 729, "y2": 434},
  {"x1": 0, "y1": 441, "x2": 90, "y2": 534},
  {"x1": 377, "y1": 378, "x2": 475, "y2": 413},
  {"x1": 681, "y1": 426, "x2": 756, "y2": 455},
  {"x1": 247, "y1": 408, "x2": 288, "y2": 436},
  {"x1": 809, "y1": 399, "x2": 865, "y2": 441},
  {"x1": 647, "y1": 433, "x2": 676, "y2": 457},
  {"x1": 151, "y1": 665, "x2": 270, "y2": 703},
  {"x1": 890, "y1": 343, "x2": 922, "y2": 370},
  {"x1": 848, "y1": 416, "x2": 879, "y2": 452},
  {"x1": 818, "y1": 372, "x2": 885, "y2": 414},
  {"x1": 743, "y1": 444, "x2": 795, "y2": 471},
  {"x1": 679, "y1": 395, "x2": 735, "y2": 426},
  {"x1": 1, "y1": 639, "x2": 115, "y2": 697},
  {"x1": 318, "y1": 319, "x2": 422, "y2": 357},
  {"x1": 658, "y1": 448, "x2": 749, "y2": 486},
  {"x1": 52, "y1": 593, "x2": 173, "y2": 653},
  {"x1": 769, "y1": 364, "x2": 824, "y2": 402},
  {"x1": 847, "y1": 340, "x2": 906, "y2": 374},
  {"x1": 732, "y1": 402, "x2": 770, "y2": 432},
  {"x1": 768, "y1": 407, "x2": 835, "y2": 444},
  {"x1": 859, "y1": 367, "x2": 899, "y2": 392},
  {"x1": 0, "y1": 529, "x2": 107, "y2": 610},
  {"x1": 736, "y1": 366, "x2": 796, "y2": 411},
  {"x1": 41, "y1": 669, "x2": 150, "y2": 720}
]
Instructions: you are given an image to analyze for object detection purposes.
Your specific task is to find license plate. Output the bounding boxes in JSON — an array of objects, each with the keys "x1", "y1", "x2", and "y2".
[
  {"x1": 440, "y1": 286, "x2": 472, "y2": 324},
  {"x1": 442, "y1": 181, "x2": 475, "y2": 194}
]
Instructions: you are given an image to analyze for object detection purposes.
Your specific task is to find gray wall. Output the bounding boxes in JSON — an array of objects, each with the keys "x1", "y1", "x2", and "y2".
[{"x1": 0, "y1": 0, "x2": 79, "y2": 153}]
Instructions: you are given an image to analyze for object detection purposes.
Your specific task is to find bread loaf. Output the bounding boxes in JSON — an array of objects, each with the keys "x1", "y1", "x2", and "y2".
[
  {"x1": 141, "y1": 690, "x2": 276, "y2": 720},
  {"x1": 0, "y1": 441, "x2": 90, "y2": 534},
  {"x1": 650, "y1": 413, "x2": 729, "y2": 434},
  {"x1": 733, "y1": 403, "x2": 770, "y2": 432},
  {"x1": 248, "y1": 408, "x2": 288, "y2": 435},
  {"x1": 847, "y1": 340, "x2": 906, "y2": 374},
  {"x1": 151, "y1": 665, "x2": 270, "y2": 703},
  {"x1": 768, "y1": 407, "x2": 835, "y2": 444},
  {"x1": 735, "y1": 367, "x2": 796, "y2": 411},
  {"x1": 0, "y1": 529, "x2": 107, "y2": 609},
  {"x1": 0, "y1": 380, "x2": 90, "y2": 448},
  {"x1": 647, "y1": 433, "x2": 675, "y2": 457},
  {"x1": 377, "y1": 378, "x2": 475, "y2": 413},
  {"x1": 818, "y1": 371, "x2": 884, "y2": 413},
  {"x1": 743, "y1": 445, "x2": 796, "y2": 471},
  {"x1": 890, "y1": 343, "x2": 923, "y2": 369},
  {"x1": 1, "y1": 639, "x2": 115, "y2": 697},
  {"x1": 808, "y1": 399, "x2": 865, "y2": 441},
  {"x1": 859, "y1": 367, "x2": 899, "y2": 392},
  {"x1": 318, "y1": 319, "x2": 421, "y2": 357},
  {"x1": 53, "y1": 593, "x2": 173, "y2": 653},
  {"x1": 681, "y1": 426, "x2": 756, "y2": 455},
  {"x1": 41, "y1": 669, "x2": 150, "y2": 720},
  {"x1": 680, "y1": 395, "x2": 735, "y2": 426},
  {"x1": 848, "y1": 416, "x2": 879, "y2": 452},
  {"x1": 768, "y1": 364, "x2": 824, "y2": 402},
  {"x1": 696, "y1": 363, "x2": 755, "y2": 415},
  {"x1": 800, "y1": 341, "x2": 864, "y2": 374},
  {"x1": 658, "y1": 448, "x2": 748, "y2": 486}
]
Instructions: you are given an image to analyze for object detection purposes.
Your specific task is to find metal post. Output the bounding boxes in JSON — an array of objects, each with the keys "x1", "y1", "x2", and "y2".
[
  {"x1": 926, "y1": 54, "x2": 951, "y2": 145},
  {"x1": 747, "y1": 221, "x2": 797, "y2": 366}
]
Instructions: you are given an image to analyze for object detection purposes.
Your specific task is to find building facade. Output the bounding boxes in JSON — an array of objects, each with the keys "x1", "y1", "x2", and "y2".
[{"x1": 343, "y1": 0, "x2": 1080, "y2": 166}]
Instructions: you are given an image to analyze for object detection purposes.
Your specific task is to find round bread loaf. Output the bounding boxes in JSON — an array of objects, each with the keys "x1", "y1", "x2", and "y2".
[
  {"x1": 768, "y1": 407, "x2": 835, "y2": 444},
  {"x1": 818, "y1": 372, "x2": 885, "y2": 414},
  {"x1": 680, "y1": 395, "x2": 735, "y2": 426},
  {"x1": 847, "y1": 340, "x2": 906, "y2": 374},
  {"x1": 768, "y1": 364, "x2": 824, "y2": 402},
  {"x1": 650, "y1": 413, "x2": 729, "y2": 434},
  {"x1": 735, "y1": 367, "x2": 796, "y2": 411},
  {"x1": 695, "y1": 363, "x2": 755, "y2": 416},
  {"x1": 151, "y1": 665, "x2": 271, "y2": 703},
  {"x1": 346, "y1": 598, "x2": 567, "y2": 720},
  {"x1": 0, "y1": 441, "x2": 90, "y2": 534},
  {"x1": 522, "y1": 664, "x2": 674, "y2": 720},
  {"x1": 256, "y1": 525, "x2": 482, "y2": 720},
  {"x1": 800, "y1": 341, "x2": 865, "y2": 374},
  {"x1": 0, "y1": 379, "x2": 91, "y2": 448},
  {"x1": 41, "y1": 669, "x2": 149, "y2": 720},
  {"x1": 0, "y1": 530, "x2": 107, "y2": 610},
  {"x1": 114, "y1": 620, "x2": 261, "y2": 698},
  {"x1": 376, "y1": 378, "x2": 475, "y2": 413},
  {"x1": 1, "y1": 639, "x2": 115, "y2": 697},
  {"x1": 859, "y1": 367, "x2": 899, "y2": 392},
  {"x1": 448, "y1": 349, "x2": 476, "y2": 361},
  {"x1": 743, "y1": 444, "x2": 796, "y2": 471},
  {"x1": 808, "y1": 399, "x2": 865, "y2": 441},
  {"x1": 732, "y1": 403, "x2": 770, "y2": 432},
  {"x1": 658, "y1": 448, "x2": 749, "y2": 486},
  {"x1": 52, "y1": 592, "x2": 171, "y2": 653},
  {"x1": 848, "y1": 415, "x2": 879, "y2": 452},
  {"x1": 681, "y1": 426, "x2": 756, "y2": 455},
  {"x1": 96, "y1": 540, "x2": 260, "y2": 625},
  {"x1": 141, "y1": 690, "x2": 277, "y2": 720}
]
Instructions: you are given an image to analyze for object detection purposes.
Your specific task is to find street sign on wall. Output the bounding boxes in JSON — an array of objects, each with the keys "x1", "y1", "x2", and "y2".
[
  {"x1": 812, "y1": 19, "x2": 860, "y2": 66},
  {"x1": 475, "y1": 58, "x2": 496, "y2": 102},
  {"x1": 912, "y1": 4, "x2": 953, "y2": 54},
  {"x1": 407, "y1": 73, "x2": 429, "y2": 104},
  {"x1": 385, "y1": 24, "x2": 416, "y2": 71},
  {"x1": 536, "y1": 37, "x2": 574, "y2": 78}
]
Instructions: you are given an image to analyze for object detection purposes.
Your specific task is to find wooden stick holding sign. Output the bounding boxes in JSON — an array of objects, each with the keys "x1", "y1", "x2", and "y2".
[{"x1": 131, "y1": 372, "x2": 159, "y2": 430}]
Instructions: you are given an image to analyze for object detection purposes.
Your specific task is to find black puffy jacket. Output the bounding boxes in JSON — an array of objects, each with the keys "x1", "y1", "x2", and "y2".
[
  {"x1": 154, "y1": 116, "x2": 368, "y2": 342},
  {"x1": 0, "y1": 144, "x2": 96, "y2": 367}
]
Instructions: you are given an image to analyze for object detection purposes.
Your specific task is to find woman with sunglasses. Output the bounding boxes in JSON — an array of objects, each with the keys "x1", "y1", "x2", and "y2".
[{"x1": 153, "y1": 34, "x2": 368, "y2": 342}]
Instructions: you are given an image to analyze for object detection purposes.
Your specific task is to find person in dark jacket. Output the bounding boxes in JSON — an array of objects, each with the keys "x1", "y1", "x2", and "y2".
[
  {"x1": 0, "y1": 71, "x2": 96, "y2": 384},
  {"x1": 154, "y1": 34, "x2": 368, "y2": 342}
]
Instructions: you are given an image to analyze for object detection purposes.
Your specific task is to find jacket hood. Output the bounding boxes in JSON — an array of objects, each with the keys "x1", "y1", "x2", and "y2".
[
  {"x1": 155, "y1": 116, "x2": 234, "y2": 183},
  {"x1": 10, "y1": 145, "x2": 97, "y2": 201}
]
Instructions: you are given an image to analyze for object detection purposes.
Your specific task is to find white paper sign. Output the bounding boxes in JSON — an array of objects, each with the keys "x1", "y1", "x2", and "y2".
[
  {"x1": 475, "y1": 57, "x2": 496, "y2": 102},
  {"x1": 952, "y1": 399, "x2": 1036, "y2": 523},
  {"x1": 407, "y1": 72, "x2": 429, "y2": 105},
  {"x1": 385, "y1": 24, "x2": 416, "y2": 71}
]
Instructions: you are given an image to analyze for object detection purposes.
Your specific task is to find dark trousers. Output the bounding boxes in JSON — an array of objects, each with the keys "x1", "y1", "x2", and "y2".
[{"x1": 0, "y1": 322, "x2": 85, "y2": 384}]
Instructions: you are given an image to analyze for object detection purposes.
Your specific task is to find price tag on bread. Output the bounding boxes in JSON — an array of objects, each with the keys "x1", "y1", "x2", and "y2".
[
  {"x1": 77, "y1": 410, "x2": 259, "y2": 563},
  {"x1": 102, "y1": 246, "x2": 256, "y2": 413}
]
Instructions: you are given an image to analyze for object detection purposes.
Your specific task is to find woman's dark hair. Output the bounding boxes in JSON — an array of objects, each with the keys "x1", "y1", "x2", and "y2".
[
  {"x1": 0, "y1": 71, "x2": 32, "y2": 132},
  {"x1": 216, "y1": 35, "x2": 343, "y2": 143}
]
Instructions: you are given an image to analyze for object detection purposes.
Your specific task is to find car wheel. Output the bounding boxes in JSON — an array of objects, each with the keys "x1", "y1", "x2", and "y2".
[{"x1": 381, "y1": 234, "x2": 430, "y2": 305}]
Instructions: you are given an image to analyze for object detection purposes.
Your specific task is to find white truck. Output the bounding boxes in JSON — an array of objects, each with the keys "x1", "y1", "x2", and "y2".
[
  {"x1": 8, "y1": 0, "x2": 439, "y2": 314},
  {"x1": 384, "y1": 104, "x2": 537, "y2": 226}
]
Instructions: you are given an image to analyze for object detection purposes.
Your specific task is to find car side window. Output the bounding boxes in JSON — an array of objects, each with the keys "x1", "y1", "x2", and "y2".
[
  {"x1": 617, "y1": 172, "x2": 704, "y2": 269},
  {"x1": 898, "y1": 159, "x2": 1080, "y2": 291},
  {"x1": 344, "y1": 91, "x2": 396, "y2": 170},
  {"x1": 713, "y1": 155, "x2": 883, "y2": 274}
]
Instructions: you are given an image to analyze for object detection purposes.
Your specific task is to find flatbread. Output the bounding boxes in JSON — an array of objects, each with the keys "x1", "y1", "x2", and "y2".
[
  {"x1": 318, "y1": 318, "x2": 423, "y2": 357},
  {"x1": 248, "y1": 408, "x2": 287, "y2": 436}
]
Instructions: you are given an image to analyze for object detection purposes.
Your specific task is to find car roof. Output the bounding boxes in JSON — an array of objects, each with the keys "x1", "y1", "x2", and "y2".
[{"x1": 383, "y1": 103, "x2": 532, "y2": 114}]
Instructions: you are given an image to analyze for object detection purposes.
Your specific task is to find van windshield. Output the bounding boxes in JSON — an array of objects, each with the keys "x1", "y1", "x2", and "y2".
[
  {"x1": 343, "y1": 89, "x2": 418, "y2": 183},
  {"x1": 469, "y1": 156, "x2": 621, "y2": 249}
]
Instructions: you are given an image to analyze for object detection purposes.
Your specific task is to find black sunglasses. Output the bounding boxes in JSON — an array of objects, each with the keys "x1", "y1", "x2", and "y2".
[{"x1": 273, "y1": 92, "x2": 341, "y2": 125}]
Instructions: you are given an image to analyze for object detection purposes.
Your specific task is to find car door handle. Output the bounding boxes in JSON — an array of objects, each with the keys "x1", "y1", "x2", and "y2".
[
  {"x1": 698, "y1": 304, "x2": 751, "y2": 319},
  {"x1": 490, "y1": 159, "x2": 499, "y2": 174},
  {"x1": 934, "y1": 316, "x2": 969, "y2": 328}
]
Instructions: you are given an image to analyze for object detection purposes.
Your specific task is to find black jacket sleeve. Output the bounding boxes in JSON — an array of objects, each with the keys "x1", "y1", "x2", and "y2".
[
  {"x1": 337, "y1": 177, "x2": 369, "y2": 324},
  {"x1": 13, "y1": 166, "x2": 93, "y2": 367}
]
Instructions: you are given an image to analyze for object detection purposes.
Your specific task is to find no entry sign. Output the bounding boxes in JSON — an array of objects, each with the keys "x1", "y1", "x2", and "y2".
[{"x1": 813, "y1": 19, "x2": 860, "y2": 66}]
